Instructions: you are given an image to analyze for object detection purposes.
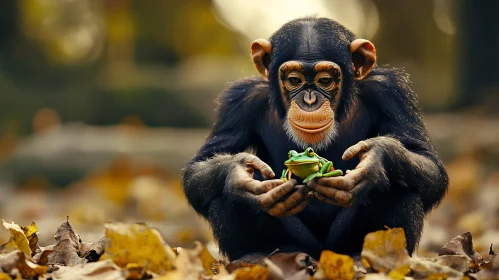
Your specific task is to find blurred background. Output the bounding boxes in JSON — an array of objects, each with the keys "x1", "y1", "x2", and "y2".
[{"x1": 0, "y1": 0, "x2": 498, "y2": 256}]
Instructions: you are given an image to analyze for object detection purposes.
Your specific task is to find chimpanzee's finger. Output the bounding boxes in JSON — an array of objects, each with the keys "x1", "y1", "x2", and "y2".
[
  {"x1": 280, "y1": 200, "x2": 308, "y2": 217},
  {"x1": 308, "y1": 183, "x2": 352, "y2": 205},
  {"x1": 246, "y1": 179, "x2": 284, "y2": 194},
  {"x1": 245, "y1": 154, "x2": 275, "y2": 178},
  {"x1": 309, "y1": 176, "x2": 354, "y2": 191},
  {"x1": 313, "y1": 192, "x2": 351, "y2": 208},
  {"x1": 259, "y1": 179, "x2": 297, "y2": 208},
  {"x1": 281, "y1": 185, "x2": 310, "y2": 208},
  {"x1": 346, "y1": 180, "x2": 371, "y2": 206},
  {"x1": 342, "y1": 140, "x2": 370, "y2": 161}
]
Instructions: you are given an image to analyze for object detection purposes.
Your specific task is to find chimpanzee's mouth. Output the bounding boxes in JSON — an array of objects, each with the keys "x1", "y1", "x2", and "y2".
[{"x1": 289, "y1": 118, "x2": 334, "y2": 133}]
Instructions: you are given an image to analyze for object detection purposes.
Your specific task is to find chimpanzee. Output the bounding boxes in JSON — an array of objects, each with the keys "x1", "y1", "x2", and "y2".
[{"x1": 182, "y1": 17, "x2": 448, "y2": 263}]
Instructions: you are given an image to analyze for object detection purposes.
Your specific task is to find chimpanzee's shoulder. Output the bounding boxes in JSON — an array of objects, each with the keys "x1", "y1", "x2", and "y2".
[{"x1": 216, "y1": 76, "x2": 270, "y2": 115}]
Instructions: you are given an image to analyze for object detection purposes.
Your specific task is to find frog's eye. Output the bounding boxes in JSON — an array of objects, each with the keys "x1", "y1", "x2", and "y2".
[
  {"x1": 307, "y1": 148, "x2": 315, "y2": 157},
  {"x1": 288, "y1": 152, "x2": 292, "y2": 158}
]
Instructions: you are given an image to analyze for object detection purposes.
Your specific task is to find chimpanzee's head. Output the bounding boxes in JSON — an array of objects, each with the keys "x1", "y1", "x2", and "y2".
[{"x1": 250, "y1": 17, "x2": 376, "y2": 150}]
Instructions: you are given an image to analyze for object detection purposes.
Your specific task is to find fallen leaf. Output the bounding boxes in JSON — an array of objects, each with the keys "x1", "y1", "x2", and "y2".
[
  {"x1": 21, "y1": 222, "x2": 39, "y2": 256},
  {"x1": 438, "y1": 232, "x2": 483, "y2": 264},
  {"x1": 435, "y1": 255, "x2": 471, "y2": 272},
  {"x1": 47, "y1": 219, "x2": 85, "y2": 266},
  {"x1": 361, "y1": 228, "x2": 410, "y2": 273},
  {"x1": 0, "y1": 250, "x2": 47, "y2": 279},
  {"x1": 0, "y1": 272, "x2": 11, "y2": 280},
  {"x1": 314, "y1": 250, "x2": 354, "y2": 280},
  {"x1": 1, "y1": 220, "x2": 32, "y2": 257},
  {"x1": 99, "y1": 222, "x2": 176, "y2": 275},
  {"x1": 79, "y1": 237, "x2": 107, "y2": 262},
  {"x1": 51, "y1": 259, "x2": 122, "y2": 280},
  {"x1": 32, "y1": 247, "x2": 54, "y2": 265},
  {"x1": 123, "y1": 263, "x2": 146, "y2": 280},
  {"x1": 199, "y1": 241, "x2": 218, "y2": 276},
  {"x1": 269, "y1": 252, "x2": 316, "y2": 279},
  {"x1": 233, "y1": 265, "x2": 269, "y2": 280},
  {"x1": 410, "y1": 256, "x2": 463, "y2": 279}
]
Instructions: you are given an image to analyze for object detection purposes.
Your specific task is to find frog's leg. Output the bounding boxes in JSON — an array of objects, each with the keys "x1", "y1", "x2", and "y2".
[
  {"x1": 281, "y1": 169, "x2": 292, "y2": 182},
  {"x1": 303, "y1": 172, "x2": 322, "y2": 184},
  {"x1": 320, "y1": 161, "x2": 332, "y2": 173},
  {"x1": 323, "y1": 169, "x2": 343, "y2": 177}
]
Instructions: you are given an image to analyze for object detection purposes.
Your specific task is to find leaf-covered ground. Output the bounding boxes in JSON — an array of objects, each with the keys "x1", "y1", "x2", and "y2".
[
  {"x1": 1, "y1": 132, "x2": 498, "y2": 279},
  {"x1": 0, "y1": 219, "x2": 496, "y2": 279}
]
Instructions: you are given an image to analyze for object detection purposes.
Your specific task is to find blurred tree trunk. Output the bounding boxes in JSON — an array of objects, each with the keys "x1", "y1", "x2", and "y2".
[{"x1": 457, "y1": 0, "x2": 499, "y2": 107}]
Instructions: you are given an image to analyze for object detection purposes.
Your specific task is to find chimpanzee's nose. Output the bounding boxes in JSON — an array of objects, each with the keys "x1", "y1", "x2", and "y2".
[{"x1": 304, "y1": 91, "x2": 317, "y2": 105}]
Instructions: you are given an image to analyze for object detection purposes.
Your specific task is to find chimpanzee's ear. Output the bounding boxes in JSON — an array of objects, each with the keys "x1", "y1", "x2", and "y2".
[
  {"x1": 250, "y1": 39, "x2": 272, "y2": 81},
  {"x1": 350, "y1": 39, "x2": 376, "y2": 80}
]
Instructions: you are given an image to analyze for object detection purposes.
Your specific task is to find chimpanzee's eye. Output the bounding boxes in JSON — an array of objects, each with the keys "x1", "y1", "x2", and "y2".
[
  {"x1": 288, "y1": 76, "x2": 302, "y2": 85},
  {"x1": 318, "y1": 77, "x2": 332, "y2": 84}
]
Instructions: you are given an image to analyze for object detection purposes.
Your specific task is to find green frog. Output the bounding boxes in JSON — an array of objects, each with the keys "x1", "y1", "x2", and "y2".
[{"x1": 281, "y1": 147, "x2": 343, "y2": 183}]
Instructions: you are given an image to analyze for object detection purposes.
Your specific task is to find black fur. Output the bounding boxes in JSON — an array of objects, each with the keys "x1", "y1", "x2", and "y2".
[{"x1": 182, "y1": 17, "x2": 448, "y2": 260}]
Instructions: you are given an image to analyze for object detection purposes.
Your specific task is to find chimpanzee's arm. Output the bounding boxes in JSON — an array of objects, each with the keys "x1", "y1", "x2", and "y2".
[
  {"x1": 358, "y1": 67, "x2": 449, "y2": 212},
  {"x1": 182, "y1": 77, "x2": 271, "y2": 217}
]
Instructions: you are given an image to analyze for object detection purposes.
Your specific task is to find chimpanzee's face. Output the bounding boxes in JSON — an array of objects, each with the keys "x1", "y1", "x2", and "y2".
[{"x1": 279, "y1": 60, "x2": 343, "y2": 150}]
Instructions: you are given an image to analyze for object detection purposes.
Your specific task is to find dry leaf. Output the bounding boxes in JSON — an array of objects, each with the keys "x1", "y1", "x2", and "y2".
[
  {"x1": 439, "y1": 232, "x2": 483, "y2": 264},
  {"x1": 313, "y1": 250, "x2": 354, "y2": 280},
  {"x1": 410, "y1": 256, "x2": 463, "y2": 279},
  {"x1": 79, "y1": 237, "x2": 107, "y2": 262},
  {"x1": 173, "y1": 242, "x2": 218, "y2": 279},
  {"x1": 233, "y1": 265, "x2": 269, "y2": 280},
  {"x1": 436, "y1": 255, "x2": 471, "y2": 272},
  {"x1": 51, "y1": 259, "x2": 122, "y2": 280},
  {"x1": 1, "y1": 220, "x2": 32, "y2": 257},
  {"x1": 32, "y1": 246, "x2": 54, "y2": 265},
  {"x1": 47, "y1": 219, "x2": 85, "y2": 266},
  {"x1": 99, "y1": 222, "x2": 176, "y2": 275},
  {"x1": 361, "y1": 227, "x2": 410, "y2": 273},
  {"x1": 268, "y1": 252, "x2": 316, "y2": 279},
  {"x1": 0, "y1": 272, "x2": 11, "y2": 280},
  {"x1": 21, "y1": 222, "x2": 39, "y2": 255},
  {"x1": 0, "y1": 250, "x2": 47, "y2": 279}
]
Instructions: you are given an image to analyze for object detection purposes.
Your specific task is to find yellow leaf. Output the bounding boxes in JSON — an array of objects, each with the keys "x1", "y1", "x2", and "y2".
[
  {"x1": 21, "y1": 222, "x2": 38, "y2": 255},
  {"x1": 233, "y1": 265, "x2": 269, "y2": 280},
  {"x1": 314, "y1": 250, "x2": 354, "y2": 280},
  {"x1": 0, "y1": 272, "x2": 11, "y2": 280},
  {"x1": 2, "y1": 221, "x2": 31, "y2": 257},
  {"x1": 200, "y1": 242, "x2": 218, "y2": 276},
  {"x1": 388, "y1": 264, "x2": 410, "y2": 280},
  {"x1": 361, "y1": 228, "x2": 410, "y2": 273},
  {"x1": 99, "y1": 222, "x2": 176, "y2": 275}
]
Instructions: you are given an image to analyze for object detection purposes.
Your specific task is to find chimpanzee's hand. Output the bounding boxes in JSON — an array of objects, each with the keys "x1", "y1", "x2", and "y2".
[
  {"x1": 227, "y1": 153, "x2": 311, "y2": 216},
  {"x1": 306, "y1": 137, "x2": 397, "y2": 207}
]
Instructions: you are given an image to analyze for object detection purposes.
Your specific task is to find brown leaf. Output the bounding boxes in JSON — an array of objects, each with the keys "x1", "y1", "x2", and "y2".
[
  {"x1": 79, "y1": 237, "x2": 107, "y2": 262},
  {"x1": 360, "y1": 227, "x2": 410, "y2": 273},
  {"x1": 268, "y1": 252, "x2": 316, "y2": 280},
  {"x1": 32, "y1": 248, "x2": 54, "y2": 265},
  {"x1": 439, "y1": 232, "x2": 483, "y2": 264},
  {"x1": 314, "y1": 250, "x2": 354, "y2": 280},
  {"x1": 47, "y1": 219, "x2": 85, "y2": 266},
  {"x1": 0, "y1": 250, "x2": 47, "y2": 279},
  {"x1": 51, "y1": 259, "x2": 122, "y2": 280}
]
